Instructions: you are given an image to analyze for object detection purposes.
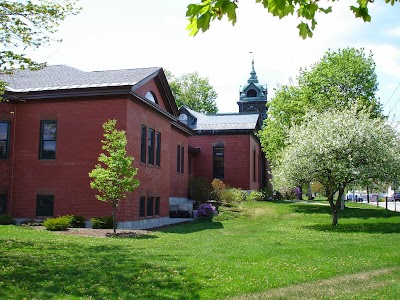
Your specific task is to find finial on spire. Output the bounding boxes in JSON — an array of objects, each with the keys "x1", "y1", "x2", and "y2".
[{"x1": 248, "y1": 51, "x2": 258, "y2": 83}]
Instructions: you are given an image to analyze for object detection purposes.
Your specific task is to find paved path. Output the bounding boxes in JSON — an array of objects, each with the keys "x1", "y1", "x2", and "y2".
[{"x1": 365, "y1": 200, "x2": 400, "y2": 212}]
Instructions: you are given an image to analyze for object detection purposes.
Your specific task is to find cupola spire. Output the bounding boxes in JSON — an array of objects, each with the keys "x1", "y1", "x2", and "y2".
[
  {"x1": 237, "y1": 54, "x2": 268, "y2": 122},
  {"x1": 248, "y1": 59, "x2": 258, "y2": 83}
]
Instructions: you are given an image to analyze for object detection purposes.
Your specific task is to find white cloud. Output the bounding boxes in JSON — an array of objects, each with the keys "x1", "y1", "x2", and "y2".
[{"x1": 386, "y1": 26, "x2": 400, "y2": 38}]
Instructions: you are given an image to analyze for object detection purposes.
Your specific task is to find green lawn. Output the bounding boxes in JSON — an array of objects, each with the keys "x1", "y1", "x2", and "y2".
[{"x1": 1, "y1": 201, "x2": 400, "y2": 299}]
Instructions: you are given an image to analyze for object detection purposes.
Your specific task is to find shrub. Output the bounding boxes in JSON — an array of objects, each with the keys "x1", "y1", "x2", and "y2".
[
  {"x1": 211, "y1": 178, "x2": 226, "y2": 202},
  {"x1": 247, "y1": 190, "x2": 264, "y2": 202},
  {"x1": 196, "y1": 203, "x2": 216, "y2": 219},
  {"x1": 44, "y1": 216, "x2": 71, "y2": 231},
  {"x1": 220, "y1": 188, "x2": 246, "y2": 204},
  {"x1": 189, "y1": 176, "x2": 212, "y2": 203},
  {"x1": 67, "y1": 215, "x2": 86, "y2": 228},
  {"x1": 0, "y1": 214, "x2": 16, "y2": 225},
  {"x1": 90, "y1": 216, "x2": 113, "y2": 229},
  {"x1": 280, "y1": 188, "x2": 297, "y2": 200},
  {"x1": 263, "y1": 187, "x2": 274, "y2": 200}
]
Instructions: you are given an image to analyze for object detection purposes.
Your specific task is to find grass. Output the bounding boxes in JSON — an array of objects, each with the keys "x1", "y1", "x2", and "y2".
[{"x1": 1, "y1": 201, "x2": 400, "y2": 299}]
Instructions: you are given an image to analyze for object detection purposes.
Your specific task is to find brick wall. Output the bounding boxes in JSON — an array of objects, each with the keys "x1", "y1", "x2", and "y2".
[
  {"x1": 189, "y1": 134, "x2": 261, "y2": 190},
  {"x1": 0, "y1": 102, "x2": 16, "y2": 212},
  {"x1": 8, "y1": 97, "x2": 127, "y2": 219},
  {"x1": 2, "y1": 78, "x2": 190, "y2": 222},
  {"x1": 169, "y1": 128, "x2": 190, "y2": 198}
]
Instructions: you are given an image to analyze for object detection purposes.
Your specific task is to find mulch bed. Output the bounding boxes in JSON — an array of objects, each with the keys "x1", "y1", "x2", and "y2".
[{"x1": 31, "y1": 226, "x2": 153, "y2": 238}]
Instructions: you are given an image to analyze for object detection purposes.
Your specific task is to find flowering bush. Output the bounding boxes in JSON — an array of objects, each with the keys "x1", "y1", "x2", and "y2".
[{"x1": 196, "y1": 203, "x2": 217, "y2": 219}]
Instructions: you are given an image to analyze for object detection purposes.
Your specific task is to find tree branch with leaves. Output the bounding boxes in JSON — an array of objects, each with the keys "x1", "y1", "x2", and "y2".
[
  {"x1": 0, "y1": 0, "x2": 80, "y2": 98},
  {"x1": 186, "y1": 0, "x2": 398, "y2": 39},
  {"x1": 273, "y1": 107, "x2": 400, "y2": 226},
  {"x1": 89, "y1": 119, "x2": 140, "y2": 233}
]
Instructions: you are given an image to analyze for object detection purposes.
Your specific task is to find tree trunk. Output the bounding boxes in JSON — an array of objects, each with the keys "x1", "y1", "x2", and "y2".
[
  {"x1": 297, "y1": 186, "x2": 303, "y2": 200},
  {"x1": 307, "y1": 182, "x2": 312, "y2": 200},
  {"x1": 332, "y1": 207, "x2": 338, "y2": 227},
  {"x1": 327, "y1": 192, "x2": 342, "y2": 227},
  {"x1": 112, "y1": 202, "x2": 117, "y2": 234}
]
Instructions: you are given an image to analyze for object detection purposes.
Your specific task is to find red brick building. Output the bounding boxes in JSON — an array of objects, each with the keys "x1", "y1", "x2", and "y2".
[{"x1": 0, "y1": 64, "x2": 268, "y2": 228}]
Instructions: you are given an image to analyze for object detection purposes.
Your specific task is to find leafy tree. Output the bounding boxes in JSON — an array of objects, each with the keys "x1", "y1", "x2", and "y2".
[
  {"x1": 272, "y1": 108, "x2": 400, "y2": 226},
  {"x1": 0, "y1": 0, "x2": 80, "y2": 98},
  {"x1": 186, "y1": 0, "x2": 399, "y2": 39},
  {"x1": 259, "y1": 47, "x2": 383, "y2": 163},
  {"x1": 166, "y1": 70, "x2": 218, "y2": 114},
  {"x1": 89, "y1": 119, "x2": 140, "y2": 233}
]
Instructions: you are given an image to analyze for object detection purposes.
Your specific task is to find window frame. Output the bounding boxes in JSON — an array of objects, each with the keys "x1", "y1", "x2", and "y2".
[
  {"x1": 253, "y1": 150, "x2": 256, "y2": 182},
  {"x1": 181, "y1": 146, "x2": 184, "y2": 174},
  {"x1": 147, "y1": 128, "x2": 155, "y2": 165},
  {"x1": 177, "y1": 145, "x2": 181, "y2": 173},
  {"x1": 0, "y1": 121, "x2": 10, "y2": 160},
  {"x1": 147, "y1": 196, "x2": 154, "y2": 217},
  {"x1": 36, "y1": 195, "x2": 54, "y2": 217},
  {"x1": 140, "y1": 125, "x2": 147, "y2": 163},
  {"x1": 177, "y1": 145, "x2": 184, "y2": 174},
  {"x1": 155, "y1": 131, "x2": 161, "y2": 167},
  {"x1": 39, "y1": 120, "x2": 57, "y2": 160},
  {"x1": 213, "y1": 147, "x2": 224, "y2": 179},
  {"x1": 139, "y1": 196, "x2": 146, "y2": 217}
]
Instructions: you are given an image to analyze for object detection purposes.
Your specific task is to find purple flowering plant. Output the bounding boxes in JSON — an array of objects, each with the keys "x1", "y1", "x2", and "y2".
[{"x1": 196, "y1": 203, "x2": 217, "y2": 218}]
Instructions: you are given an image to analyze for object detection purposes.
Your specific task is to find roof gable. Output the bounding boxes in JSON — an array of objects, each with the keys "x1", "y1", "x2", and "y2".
[{"x1": 0, "y1": 65, "x2": 180, "y2": 117}]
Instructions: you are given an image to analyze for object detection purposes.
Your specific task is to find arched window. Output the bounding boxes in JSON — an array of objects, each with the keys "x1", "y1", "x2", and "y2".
[
  {"x1": 179, "y1": 113, "x2": 188, "y2": 125},
  {"x1": 145, "y1": 91, "x2": 158, "y2": 104},
  {"x1": 246, "y1": 89, "x2": 257, "y2": 97}
]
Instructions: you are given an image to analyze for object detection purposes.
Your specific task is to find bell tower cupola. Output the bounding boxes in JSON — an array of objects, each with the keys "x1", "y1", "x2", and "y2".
[{"x1": 237, "y1": 59, "x2": 268, "y2": 121}]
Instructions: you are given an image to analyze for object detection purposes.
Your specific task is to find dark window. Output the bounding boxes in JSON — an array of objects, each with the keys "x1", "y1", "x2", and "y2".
[
  {"x1": 39, "y1": 121, "x2": 57, "y2": 160},
  {"x1": 247, "y1": 89, "x2": 257, "y2": 97},
  {"x1": 189, "y1": 156, "x2": 192, "y2": 175},
  {"x1": 181, "y1": 146, "x2": 184, "y2": 174},
  {"x1": 156, "y1": 132, "x2": 161, "y2": 167},
  {"x1": 155, "y1": 197, "x2": 160, "y2": 216},
  {"x1": 148, "y1": 128, "x2": 154, "y2": 165},
  {"x1": 177, "y1": 145, "x2": 184, "y2": 174},
  {"x1": 36, "y1": 195, "x2": 54, "y2": 216},
  {"x1": 213, "y1": 147, "x2": 224, "y2": 179},
  {"x1": 0, "y1": 194, "x2": 6, "y2": 214},
  {"x1": 0, "y1": 121, "x2": 10, "y2": 159},
  {"x1": 139, "y1": 196, "x2": 145, "y2": 217},
  {"x1": 147, "y1": 196, "x2": 154, "y2": 217},
  {"x1": 177, "y1": 145, "x2": 181, "y2": 173},
  {"x1": 253, "y1": 150, "x2": 256, "y2": 182},
  {"x1": 140, "y1": 125, "x2": 146, "y2": 163}
]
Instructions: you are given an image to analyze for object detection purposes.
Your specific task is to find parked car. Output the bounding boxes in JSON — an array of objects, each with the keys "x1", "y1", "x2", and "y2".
[
  {"x1": 393, "y1": 193, "x2": 400, "y2": 201},
  {"x1": 346, "y1": 194, "x2": 364, "y2": 202}
]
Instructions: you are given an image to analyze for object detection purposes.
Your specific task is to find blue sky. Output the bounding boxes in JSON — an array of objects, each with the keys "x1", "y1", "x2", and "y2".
[{"x1": 27, "y1": 0, "x2": 400, "y2": 118}]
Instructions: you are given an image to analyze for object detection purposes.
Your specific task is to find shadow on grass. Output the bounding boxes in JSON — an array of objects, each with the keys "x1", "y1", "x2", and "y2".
[
  {"x1": 291, "y1": 203, "x2": 400, "y2": 220},
  {"x1": 0, "y1": 238, "x2": 202, "y2": 300},
  {"x1": 158, "y1": 220, "x2": 224, "y2": 234},
  {"x1": 306, "y1": 222, "x2": 400, "y2": 234}
]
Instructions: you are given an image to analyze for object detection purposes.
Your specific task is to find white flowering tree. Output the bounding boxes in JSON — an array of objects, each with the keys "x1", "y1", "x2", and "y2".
[{"x1": 272, "y1": 108, "x2": 400, "y2": 226}]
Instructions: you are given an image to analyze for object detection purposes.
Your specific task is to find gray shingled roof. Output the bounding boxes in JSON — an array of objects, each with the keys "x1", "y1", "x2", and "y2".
[
  {"x1": 182, "y1": 106, "x2": 260, "y2": 131},
  {"x1": 0, "y1": 65, "x2": 160, "y2": 92}
]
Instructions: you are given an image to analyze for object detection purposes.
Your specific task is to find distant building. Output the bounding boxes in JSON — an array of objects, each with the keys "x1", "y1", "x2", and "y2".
[
  {"x1": 0, "y1": 62, "x2": 270, "y2": 227},
  {"x1": 237, "y1": 59, "x2": 268, "y2": 122}
]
